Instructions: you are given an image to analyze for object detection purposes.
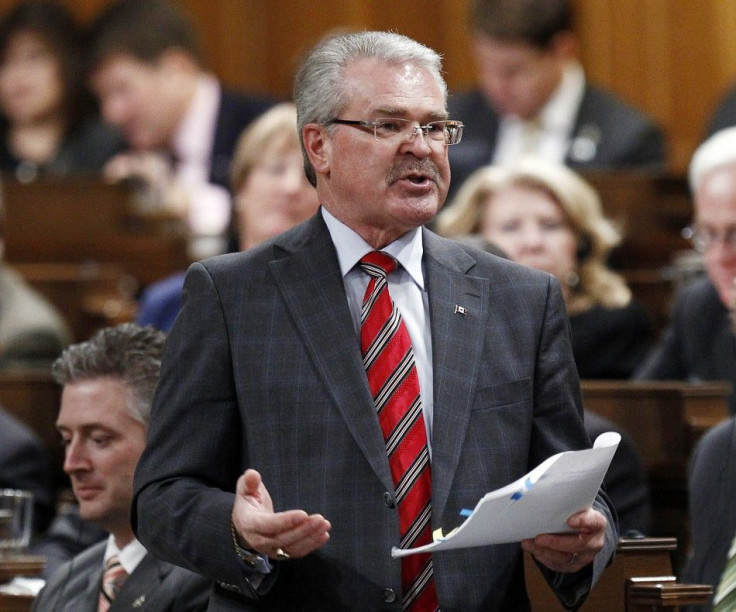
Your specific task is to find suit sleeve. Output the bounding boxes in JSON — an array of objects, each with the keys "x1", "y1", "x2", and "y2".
[
  {"x1": 132, "y1": 262, "x2": 258, "y2": 594},
  {"x1": 533, "y1": 278, "x2": 618, "y2": 609}
]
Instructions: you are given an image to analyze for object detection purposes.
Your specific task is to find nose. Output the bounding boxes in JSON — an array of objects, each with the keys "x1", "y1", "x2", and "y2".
[
  {"x1": 63, "y1": 438, "x2": 91, "y2": 475},
  {"x1": 400, "y1": 127, "x2": 433, "y2": 157},
  {"x1": 519, "y1": 225, "x2": 545, "y2": 249}
]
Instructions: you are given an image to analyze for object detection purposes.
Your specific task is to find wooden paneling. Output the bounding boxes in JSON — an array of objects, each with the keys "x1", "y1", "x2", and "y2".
[{"x1": 1, "y1": 1, "x2": 735, "y2": 171}]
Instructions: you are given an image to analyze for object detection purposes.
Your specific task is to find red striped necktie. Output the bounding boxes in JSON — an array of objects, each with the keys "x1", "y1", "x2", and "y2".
[{"x1": 359, "y1": 251, "x2": 438, "y2": 611}]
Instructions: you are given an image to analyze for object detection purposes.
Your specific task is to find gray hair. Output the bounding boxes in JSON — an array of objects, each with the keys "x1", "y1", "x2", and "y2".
[
  {"x1": 689, "y1": 126, "x2": 736, "y2": 193},
  {"x1": 294, "y1": 30, "x2": 447, "y2": 186},
  {"x1": 52, "y1": 323, "x2": 165, "y2": 426}
]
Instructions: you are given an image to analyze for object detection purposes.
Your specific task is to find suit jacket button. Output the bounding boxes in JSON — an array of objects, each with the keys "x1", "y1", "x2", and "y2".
[
  {"x1": 383, "y1": 492, "x2": 395, "y2": 508},
  {"x1": 383, "y1": 588, "x2": 397, "y2": 603}
]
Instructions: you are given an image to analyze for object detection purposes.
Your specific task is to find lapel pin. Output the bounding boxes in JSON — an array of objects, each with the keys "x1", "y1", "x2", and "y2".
[
  {"x1": 454, "y1": 305, "x2": 466, "y2": 315},
  {"x1": 132, "y1": 594, "x2": 146, "y2": 608}
]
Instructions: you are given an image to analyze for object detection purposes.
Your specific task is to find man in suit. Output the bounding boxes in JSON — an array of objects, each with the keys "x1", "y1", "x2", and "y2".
[
  {"x1": 86, "y1": 0, "x2": 272, "y2": 258},
  {"x1": 681, "y1": 417, "x2": 736, "y2": 611},
  {"x1": 448, "y1": 0, "x2": 665, "y2": 197},
  {"x1": 133, "y1": 31, "x2": 616, "y2": 610},
  {"x1": 32, "y1": 323, "x2": 210, "y2": 611},
  {"x1": 636, "y1": 127, "x2": 736, "y2": 415}
]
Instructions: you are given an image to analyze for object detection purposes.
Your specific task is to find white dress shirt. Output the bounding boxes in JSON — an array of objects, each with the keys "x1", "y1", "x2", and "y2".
[
  {"x1": 171, "y1": 74, "x2": 232, "y2": 258},
  {"x1": 493, "y1": 61, "x2": 586, "y2": 166},
  {"x1": 321, "y1": 207, "x2": 435, "y2": 448},
  {"x1": 103, "y1": 535, "x2": 147, "y2": 576}
]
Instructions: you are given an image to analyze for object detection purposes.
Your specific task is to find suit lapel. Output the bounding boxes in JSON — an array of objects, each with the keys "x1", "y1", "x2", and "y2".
[
  {"x1": 423, "y1": 231, "x2": 489, "y2": 522},
  {"x1": 270, "y1": 215, "x2": 394, "y2": 490}
]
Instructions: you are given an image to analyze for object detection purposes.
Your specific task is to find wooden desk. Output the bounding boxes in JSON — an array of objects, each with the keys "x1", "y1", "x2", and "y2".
[
  {"x1": 581, "y1": 380, "x2": 731, "y2": 569},
  {"x1": 0, "y1": 555, "x2": 45, "y2": 612},
  {"x1": 2, "y1": 175, "x2": 190, "y2": 287},
  {"x1": 14, "y1": 262, "x2": 138, "y2": 342},
  {"x1": 526, "y1": 537, "x2": 712, "y2": 611}
]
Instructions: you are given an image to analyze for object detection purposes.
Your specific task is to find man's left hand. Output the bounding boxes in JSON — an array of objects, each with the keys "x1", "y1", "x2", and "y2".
[{"x1": 520, "y1": 508, "x2": 607, "y2": 573}]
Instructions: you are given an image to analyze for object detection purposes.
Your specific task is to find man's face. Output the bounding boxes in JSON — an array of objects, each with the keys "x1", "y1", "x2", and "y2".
[
  {"x1": 694, "y1": 165, "x2": 736, "y2": 306},
  {"x1": 91, "y1": 53, "x2": 182, "y2": 150},
  {"x1": 313, "y1": 58, "x2": 451, "y2": 246},
  {"x1": 57, "y1": 377, "x2": 146, "y2": 537},
  {"x1": 473, "y1": 36, "x2": 564, "y2": 120}
]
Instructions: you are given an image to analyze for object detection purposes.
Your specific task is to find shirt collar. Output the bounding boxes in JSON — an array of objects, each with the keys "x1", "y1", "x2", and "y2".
[
  {"x1": 171, "y1": 74, "x2": 221, "y2": 163},
  {"x1": 537, "y1": 61, "x2": 586, "y2": 133},
  {"x1": 103, "y1": 535, "x2": 148, "y2": 576},
  {"x1": 320, "y1": 207, "x2": 425, "y2": 290}
]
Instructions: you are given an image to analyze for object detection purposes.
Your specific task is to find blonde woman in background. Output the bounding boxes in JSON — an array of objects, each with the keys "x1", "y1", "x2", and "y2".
[{"x1": 437, "y1": 156, "x2": 653, "y2": 379}]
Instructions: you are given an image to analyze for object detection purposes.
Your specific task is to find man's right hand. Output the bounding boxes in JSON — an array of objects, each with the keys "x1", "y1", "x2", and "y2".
[{"x1": 231, "y1": 469, "x2": 331, "y2": 560}]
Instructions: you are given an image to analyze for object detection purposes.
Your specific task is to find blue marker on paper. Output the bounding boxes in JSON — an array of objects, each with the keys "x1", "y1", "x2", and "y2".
[
  {"x1": 510, "y1": 476, "x2": 534, "y2": 501},
  {"x1": 459, "y1": 508, "x2": 473, "y2": 517}
]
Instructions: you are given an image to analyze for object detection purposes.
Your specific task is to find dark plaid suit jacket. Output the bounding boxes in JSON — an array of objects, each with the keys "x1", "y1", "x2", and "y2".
[{"x1": 133, "y1": 212, "x2": 616, "y2": 610}]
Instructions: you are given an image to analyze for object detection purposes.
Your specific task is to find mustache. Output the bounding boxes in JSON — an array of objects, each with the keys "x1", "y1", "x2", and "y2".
[{"x1": 386, "y1": 158, "x2": 440, "y2": 184}]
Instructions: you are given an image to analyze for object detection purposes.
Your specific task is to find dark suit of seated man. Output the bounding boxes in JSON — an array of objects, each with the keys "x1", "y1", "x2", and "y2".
[
  {"x1": 32, "y1": 324, "x2": 210, "y2": 611},
  {"x1": 448, "y1": 0, "x2": 665, "y2": 198},
  {"x1": 681, "y1": 417, "x2": 736, "y2": 611}
]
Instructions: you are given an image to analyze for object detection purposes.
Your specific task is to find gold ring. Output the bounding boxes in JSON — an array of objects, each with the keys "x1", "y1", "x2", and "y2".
[
  {"x1": 567, "y1": 552, "x2": 578, "y2": 565},
  {"x1": 275, "y1": 548, "x2": 291, "y2": 561}
]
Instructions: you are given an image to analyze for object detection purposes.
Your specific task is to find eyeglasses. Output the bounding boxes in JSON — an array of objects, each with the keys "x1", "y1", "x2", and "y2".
[
  {"x1": 327, "y1": 118, "x2": 464, "y2": 145},
  {"x1": 682, "y1": 224, "x2": 736, "y2": 253}
]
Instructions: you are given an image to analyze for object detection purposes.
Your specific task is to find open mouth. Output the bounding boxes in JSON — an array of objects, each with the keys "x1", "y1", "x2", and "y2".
[{"x1": 405, "y1": 173, "x2": 430, "y2": 185}]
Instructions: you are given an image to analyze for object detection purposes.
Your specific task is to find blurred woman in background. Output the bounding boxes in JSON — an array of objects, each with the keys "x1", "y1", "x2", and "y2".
[
  {"x1": 0, "y1": 1, "x2": 120, "y2": 180},
  {"x1": 436, "y1": 156, "x2": 654, "y2": 379}
]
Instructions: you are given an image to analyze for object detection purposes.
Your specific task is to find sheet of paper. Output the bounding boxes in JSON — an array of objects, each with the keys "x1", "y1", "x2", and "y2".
[{"x1": 392, "y1": 432, "x2": 620, "y2": 558}]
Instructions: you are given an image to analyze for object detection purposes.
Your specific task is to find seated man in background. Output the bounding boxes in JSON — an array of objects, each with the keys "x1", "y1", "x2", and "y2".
[
  {"x1": 682, "y1": 417, "x2": 736, "y2": 611},
  {"x1": 32, "y1": 323, "x2": 210, "y2": 611},
  {"x1": 136, "y1": 102, "x2": 319, "y2": 332},
  {"x1": 448, "y1": 0, "x2": 665, "y2": 196},
  {"x1": 0, "y1": 194, "x2": 71, "y2": 367},
  {"x1": 86, "y1": 0, "x2": 272, "y2": 258},
  {"x1": 636, "y1": 127, "x2": 736, "y2": 415}
]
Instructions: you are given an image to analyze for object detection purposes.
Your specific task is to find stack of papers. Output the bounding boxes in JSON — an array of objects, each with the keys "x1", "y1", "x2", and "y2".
[{"x1": 392, "y1": 432, "x2": 620, "y2": 558}]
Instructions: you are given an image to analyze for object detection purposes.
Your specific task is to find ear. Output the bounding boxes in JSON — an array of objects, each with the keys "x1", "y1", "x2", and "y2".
[{"x1": 302, "y1": 123, "x2": 331, "y2": 179}]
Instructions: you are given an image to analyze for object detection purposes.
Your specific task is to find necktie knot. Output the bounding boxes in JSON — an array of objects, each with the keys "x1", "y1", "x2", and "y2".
[{"x1": 359, "y1": 251, "x2": 397, "y2": 279}]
